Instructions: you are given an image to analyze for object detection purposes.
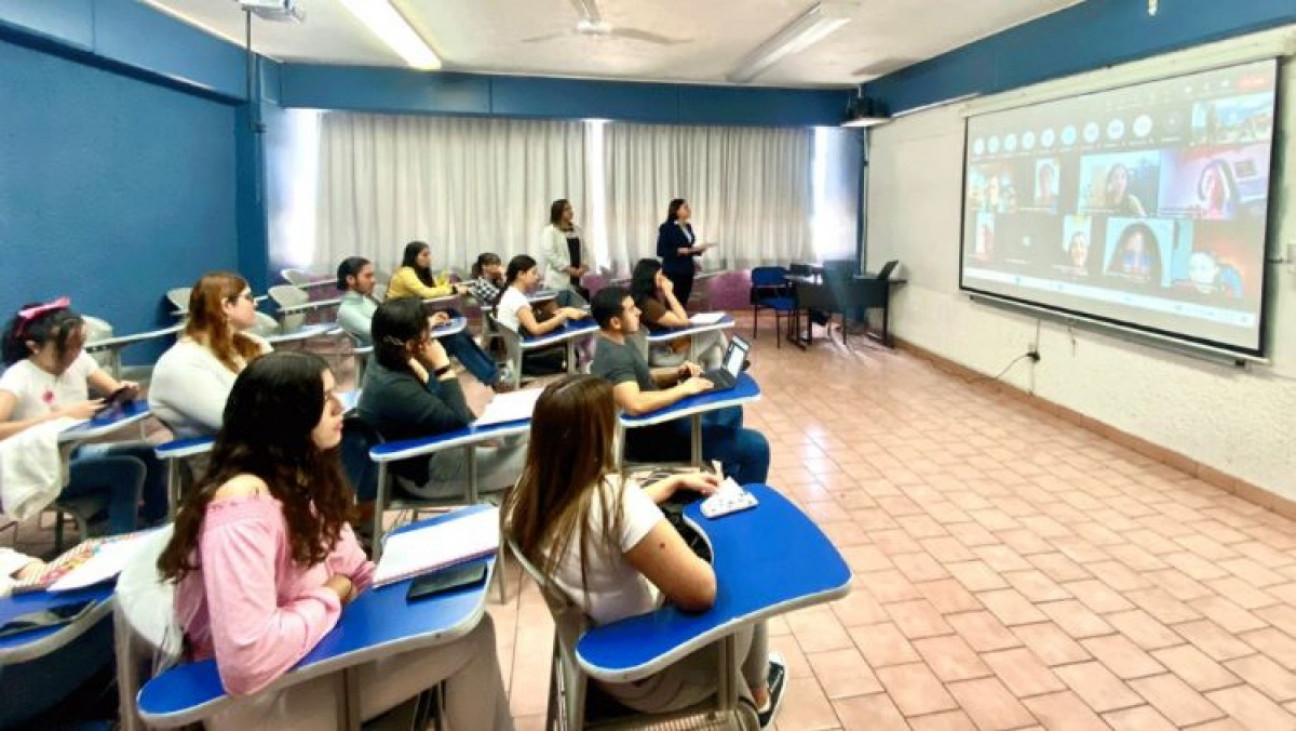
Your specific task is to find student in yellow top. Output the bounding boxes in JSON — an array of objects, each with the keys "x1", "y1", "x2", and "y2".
[{"x1": 386, "y1": 241, "x2": 470, "y2": 301}]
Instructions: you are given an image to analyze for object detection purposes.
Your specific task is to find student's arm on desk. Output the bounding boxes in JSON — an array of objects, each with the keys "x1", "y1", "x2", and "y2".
[
  {"x1": 611, "y1": 376, "x2": 712, "y2": 417},
  {"x1": 201, "y1": 478, "x2": 352, "y2": 695},
  {"x1": 515, "y1": 302, "x2": 578, "y2": 337},
  {"x1": 639, "y1": 471, "x2": 720, "y2": 504},
  {"x1": 625, "y1": 519, "x2": 716, "y2": 612},
  {"x1": 0, "y1": 389, "x2": 101, "y2": 440},
  {"x1": 392, "y1": 268, "x2": 454, "y2": 299}
]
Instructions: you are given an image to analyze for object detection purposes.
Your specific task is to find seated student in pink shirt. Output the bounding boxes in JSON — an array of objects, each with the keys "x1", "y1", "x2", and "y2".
[{"x1": 157, "y1": 351, "x2": 512, "y2": 731}]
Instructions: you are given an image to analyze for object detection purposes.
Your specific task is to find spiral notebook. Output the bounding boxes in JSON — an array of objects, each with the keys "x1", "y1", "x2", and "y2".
[{"x1": 373, "y1": 507, "x2": 500, "y2": 588}]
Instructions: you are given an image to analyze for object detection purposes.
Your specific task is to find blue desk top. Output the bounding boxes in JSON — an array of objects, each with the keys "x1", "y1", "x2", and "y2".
[
  {"x1": 368, "y1": 416, "x2": 531, "y2": 463},
  {"x1": 60, "y1": 399, "x2": 151, "y2": 442},
  {"x1": 619, "y1": 372, "x2": 761, "y2": 429},
  {"x1": 0, "y1": 582, "x2": 115, "y2": 660},
  {"x1": 137, "y1": 507, "x2": 495, "y2": 724},
  {"x1": 155, "y1": 435, "x2": 215, "y2": 460},
  {"x1": 430, "y1": 316, "x2": 468, "y2": 338},
  {"x1": 575, "y1": 485, "x2": 850, "y2": 682},
  {"x1": 521, "y1": 318, "x2": 597, "y2": 349},
  {"x1": 644, "y1": 314, "x2": 736, "y2": 343}
]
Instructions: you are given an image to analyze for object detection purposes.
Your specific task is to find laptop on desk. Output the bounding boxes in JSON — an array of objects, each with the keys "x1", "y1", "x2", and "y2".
[
  {"x1": 860, "y1": 260, "x2": 898, "y2": 281},
  {"x1": 700, "y1": 335, "x2": 750, "y2": 391}
]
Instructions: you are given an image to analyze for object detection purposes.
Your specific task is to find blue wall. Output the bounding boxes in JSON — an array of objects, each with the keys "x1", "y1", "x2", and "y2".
[
  {"x1": 0, "y1": 36, "x2": 238, "y2": 359},
  {"x1": 864, "y1": 0, "x2": 1296, "y2": 114},
  {"x1": 279, "y1": 65, "x2": 852, "y2": 127}
]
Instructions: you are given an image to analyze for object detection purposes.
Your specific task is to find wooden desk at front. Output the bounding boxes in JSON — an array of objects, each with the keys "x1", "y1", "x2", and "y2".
[{"x1": 784, "y1": 274, "x2": 904, "y2": 349}]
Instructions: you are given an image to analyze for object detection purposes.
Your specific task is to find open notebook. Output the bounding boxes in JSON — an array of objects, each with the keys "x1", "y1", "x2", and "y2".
[
  {"x1": 12, "y1": 529, "x2": 156, "y2": 594},
  {"x1": 373, "y1": 507, "x2": 500, "y2": 588}
]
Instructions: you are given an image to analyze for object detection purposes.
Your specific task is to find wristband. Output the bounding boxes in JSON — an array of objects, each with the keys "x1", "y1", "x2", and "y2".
[{"x1": 433, "y1": 364, "x2": 453, "y2": 379}]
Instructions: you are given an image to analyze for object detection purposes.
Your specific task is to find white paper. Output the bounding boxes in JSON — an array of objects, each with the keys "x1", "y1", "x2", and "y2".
[
  {"x1": 49, "y1": 532, "x2": 154, "y2": 592},
  {"x1": 373, "y1": 507, "x2": 500, "y2": 587},
  {"x1": 474, "y1": 388, "x2": 544, "y2": 428},
  {"x1": 688, "y1": 312, "x2": 726, "y2": 326}
]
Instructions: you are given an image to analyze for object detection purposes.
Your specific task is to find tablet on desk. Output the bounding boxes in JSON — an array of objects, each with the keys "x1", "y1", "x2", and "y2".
[{"x1": 406, "y1": 562, "x2": 488, "y2": 602}]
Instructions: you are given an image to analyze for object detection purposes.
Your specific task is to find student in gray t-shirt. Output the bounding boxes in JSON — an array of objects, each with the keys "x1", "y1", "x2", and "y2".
[{"x1": 588, "y1": 287, "x2": 769, "y2": 485}]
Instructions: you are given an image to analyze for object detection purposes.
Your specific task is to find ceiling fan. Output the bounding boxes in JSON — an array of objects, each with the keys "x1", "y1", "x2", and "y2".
[{"x1": 523, "y1": 0, "x2": 688, "y2": 45}]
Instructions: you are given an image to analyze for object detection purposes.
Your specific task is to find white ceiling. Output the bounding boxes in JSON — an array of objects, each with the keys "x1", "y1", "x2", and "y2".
[{"x1": 146, "y1": 0, "x2": 1081, "y2": 88}]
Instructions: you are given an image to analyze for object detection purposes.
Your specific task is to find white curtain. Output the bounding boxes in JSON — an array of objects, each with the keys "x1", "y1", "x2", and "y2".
[
  {"x1": 601, "y1": 123, "x2": 815, "y2": 272},
  {"x1": 315, "y1": 113, "x2": 588, "y2": 275}
]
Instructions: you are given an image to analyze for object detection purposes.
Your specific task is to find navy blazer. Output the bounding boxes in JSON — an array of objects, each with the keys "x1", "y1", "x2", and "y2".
[{"x1": 657, "y1": 221, "x2": 698, "y2": 276}]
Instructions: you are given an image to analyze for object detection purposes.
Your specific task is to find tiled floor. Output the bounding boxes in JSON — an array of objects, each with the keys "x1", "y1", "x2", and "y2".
[
  {"x1": 13, "y1": 319, "x2": 1296, "y2": 729},
  {"x1": 486, "y1": 321, "x2": 1296, "y2": 729}
]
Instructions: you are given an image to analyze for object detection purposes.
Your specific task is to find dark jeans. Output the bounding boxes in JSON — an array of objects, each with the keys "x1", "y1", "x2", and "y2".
[
  {"x1": 431, "y1": 307, "x2": 500, "y2": 386},
  {"x1": 71, "y1": 442, "x2": 169, "y2": 528},
  {"x1": 441, "y1": 330, "x2": 499, "y2": 386},
  {"x1": 625, "y1": 406, "x2": 770, "y2": 486},
  {"x1": 64, "y1": 452, "x2": 144, "y2": 535}
]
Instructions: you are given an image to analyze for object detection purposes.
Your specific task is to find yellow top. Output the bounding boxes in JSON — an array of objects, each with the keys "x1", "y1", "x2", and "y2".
[{"x1": 386, "y1": 267, "x2": 454, "y2": 300}]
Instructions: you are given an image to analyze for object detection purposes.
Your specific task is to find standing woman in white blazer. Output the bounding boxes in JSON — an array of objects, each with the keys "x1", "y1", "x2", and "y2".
[{"x1": 540, "y1": 198, "x2": 591, "y2": 306}]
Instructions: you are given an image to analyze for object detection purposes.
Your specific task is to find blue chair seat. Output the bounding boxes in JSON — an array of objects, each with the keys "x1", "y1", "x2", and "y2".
[{"x1": 755, "y1": 296, "x2": 796, "y2": 311}]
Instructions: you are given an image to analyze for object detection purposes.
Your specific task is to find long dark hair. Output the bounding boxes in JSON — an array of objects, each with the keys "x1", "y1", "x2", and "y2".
[
  {"x1": 629, "y1": 258, "x2": 662, "y2": 311},
  {"x1": 401, "y1": 241, "x2": 434, "y2": 287},
  {"x1": 371, "y1": 298, "x2": 427, "y2": 374},
  {"x1": 499, "y1": 254, "x2": 537, "y2": 308},
  {"x1": 502, "y1": 374, "x2": 622, "y2": 583},
  {"x1": 158, "y1": 351, "x2": 352, "y2": 581},
  {"x1": 471, "y1": 252, "x2": 502, "y2": 280},
  {"x1": 666, "y1": 198, "x2": 687, "y2": 224},
  {"x1": 2, "y1": 300, "x2": 83, "y2": 366}
]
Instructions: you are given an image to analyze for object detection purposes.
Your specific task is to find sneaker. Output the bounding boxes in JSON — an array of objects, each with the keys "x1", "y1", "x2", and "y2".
[{"x1": 757, "y1": 651, "x2": 787, "y2": 730}]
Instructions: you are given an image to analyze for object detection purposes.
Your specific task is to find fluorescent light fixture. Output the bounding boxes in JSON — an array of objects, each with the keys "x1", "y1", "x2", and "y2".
[
  {"x1": 338, "y1": 0, "x2": 441, "y2": 70},
  {"x1": 727, "y1": 0, "x2": 859, "y2": 84},
  {"x1": 841, "y1": 116, "x2": 889, "y2": 128}
]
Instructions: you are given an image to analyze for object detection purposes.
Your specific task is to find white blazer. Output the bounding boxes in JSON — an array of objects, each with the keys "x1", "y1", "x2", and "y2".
[{"x1": 540, "y1": 223, "x2": 591, "y2": 291}]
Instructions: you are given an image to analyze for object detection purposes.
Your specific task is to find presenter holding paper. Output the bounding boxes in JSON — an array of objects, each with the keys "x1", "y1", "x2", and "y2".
[{"x1": 657, "y1": 198, "x2": 713, "y2": 308}]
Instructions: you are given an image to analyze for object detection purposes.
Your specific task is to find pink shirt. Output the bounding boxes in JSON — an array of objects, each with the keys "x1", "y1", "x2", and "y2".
[{"x1": 174, "y1": 495, "x2": 374, "y2": 696}]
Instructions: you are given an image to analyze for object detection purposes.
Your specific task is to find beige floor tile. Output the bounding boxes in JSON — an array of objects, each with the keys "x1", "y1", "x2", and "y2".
[
  {"x1": 876, "y1": 662, "x2": 959, "y2": 717},
  {"x1": 1053, "y1": 661, "x2": 1144, "y2": 713},
  {"x1": 1011, "y1": 622, "x2": 1092, "y2": 666},
  {"x1": 1102, "y1": 704, "x2": 1178, "y2": 731},
  {"x1": 849, "y1": 621, "x2": 920, "y2": 667},
  {"x1": 806, "y1": 647, "x2": 884, "y2": 699},
  {"x1": 1019, "y1": 691, "x2": 1108, "y2": 731},
  {"x1": 1205, "y1": 684, "x2": 1296, "y2": 730},
  {"x1": 981, "y1": 647, "x2": 1068, "y2": 697},
  {"x1": 945, "y1": 678, "x2": 1037, "y2": 730},
  {"x1": 946, "y1": 610, "x2": 1024, "y2": 653},
  {"x1": 1224, "y1": 653, "x2": 1296, "y2": 703},
  {"x1": 1079, "y1": 634, "x2": 1166, "y2": 680},
  {"x1": 1129, "y1": 673, "x2": 1225, "y2": 726},
  {"x1": 832, "y1": 693, "x2": 907, "y2": 731},
  {"x1": 1151, "y1": 643, "x2": 1241, "y2": 692}
]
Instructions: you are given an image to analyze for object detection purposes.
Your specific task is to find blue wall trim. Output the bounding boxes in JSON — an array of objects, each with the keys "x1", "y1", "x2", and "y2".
[
  {"x1": 864, "y1": 0, "x2": 1296, "y2": 114},
  {"x1": 0, "y1": 0, "x2": 272, "y2": 103},
  {"x1": 281, "y1": 65, "x2": 851, "y2": 127}
]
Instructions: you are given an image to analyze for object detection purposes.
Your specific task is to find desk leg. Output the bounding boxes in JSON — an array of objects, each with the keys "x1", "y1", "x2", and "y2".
[
  {"x1": 111, "y1": 349, "x2": 123, "y2": 381},
  {"x1": 689, "y1": 334, "x2": 699, "y2": 363},
  {"x1": 373, "y1": 463, "x2": 389, "y2": 560},
  {"x1": 615, "y1": 422, "x2": 626, "y2": 471},
  {"x1": 466, "y1": 445, "x2": 479, "y2": 505},
  {"x1": 690, "y1": 414, "x2": 703, "y2": 467},
  {"x1": 340, "y1": 667, "x2": 361, "y2": 730},
  {"x1": 566, "y1": 340, "x2": 577, "y2": 373},
  {"x1": 166, "y1": 459, "x2": 182, "y2": 521}
]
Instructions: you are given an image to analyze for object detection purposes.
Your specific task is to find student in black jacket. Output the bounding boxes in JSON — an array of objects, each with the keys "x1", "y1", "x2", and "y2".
[
  {"x1": 356, "y1": 298, "x2": 525, "y2": 500},
  {"x1": 655, "y1": 198, "x2": 713, "y2": 307}
]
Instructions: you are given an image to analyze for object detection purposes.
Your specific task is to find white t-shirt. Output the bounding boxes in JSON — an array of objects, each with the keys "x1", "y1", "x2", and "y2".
[
  {"x1": 148, "y1": 335, "x2": 271, "y2": 438},
  {"x1": 496, "y1": 287, "x2": 531, "y2": 335},
  {"x1": 548, "y1": 476, "x2": 665, "y2": 626},
  {"x1": 0, "y1": 352, "x2": 99, "y2": 420}
]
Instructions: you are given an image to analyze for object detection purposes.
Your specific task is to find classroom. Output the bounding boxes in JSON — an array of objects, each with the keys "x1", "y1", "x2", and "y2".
[{"x1": 2, "y1": 0, "x2": 1296, "y2": 728}]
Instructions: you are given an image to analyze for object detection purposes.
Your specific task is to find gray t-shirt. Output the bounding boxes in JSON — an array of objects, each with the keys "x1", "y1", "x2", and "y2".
[{"x1": 590, "y1": 336, "x2": 655, "y2": 392}]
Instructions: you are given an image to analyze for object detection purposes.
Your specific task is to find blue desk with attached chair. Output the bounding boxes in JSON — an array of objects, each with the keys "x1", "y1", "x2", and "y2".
[
  {"x1": 617, "y1": 372, "x2": 761, "y2": 469},
  {"x1": 132, "y1": 507, "x2": 496, "y2": 730}
]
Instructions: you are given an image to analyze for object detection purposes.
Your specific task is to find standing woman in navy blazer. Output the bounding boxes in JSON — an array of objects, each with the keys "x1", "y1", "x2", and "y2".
[{"x1": 656, "y1": 198, "x2": 712, "y2": 308}]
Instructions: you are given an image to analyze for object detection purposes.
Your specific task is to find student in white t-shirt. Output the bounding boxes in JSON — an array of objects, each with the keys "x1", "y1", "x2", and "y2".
[
  {"x1": 149, "y1": 272, "x2": 272, "y2": 439},
  {"x1": 0, "y1": 299, "x2": 165, "y2": 533},
  {"x1": 494, "y1": 255, "x2": 591, "y2": 374},
  {"x1": 502, "y1": 374, "x2": 787, "y2": 729}
]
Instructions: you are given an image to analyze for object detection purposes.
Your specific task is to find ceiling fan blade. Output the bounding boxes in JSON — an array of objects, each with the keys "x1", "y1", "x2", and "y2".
[
  {"x1": 569, "y1": 0, "x2": 601, "y2": 23},
  {"x1": 609, "y1": 28, "x2": 688, "y2": 45},
  {"x1": 522, "y1": 30, "x2": 572, "y2": 43}
]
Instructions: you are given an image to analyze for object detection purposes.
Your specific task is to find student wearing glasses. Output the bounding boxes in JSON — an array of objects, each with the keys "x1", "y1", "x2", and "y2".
[
  {"x1": 356, "y1": 298, "x2": 526, "y2": 502},
  {"x1": 149, "y1": 272, "x2": 272, "y2": 438}
]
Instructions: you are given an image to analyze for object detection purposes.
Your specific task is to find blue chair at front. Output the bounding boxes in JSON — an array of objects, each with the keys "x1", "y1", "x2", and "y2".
[{"x1": 749, "y1": 266, "x2": 795, "y2": 347}]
